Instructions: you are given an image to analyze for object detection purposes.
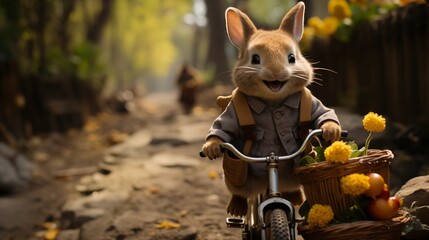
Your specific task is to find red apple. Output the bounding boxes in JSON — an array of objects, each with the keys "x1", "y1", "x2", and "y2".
[
  {"x1": 364, "y1": 173, "x2": 385, "y2": 199},
  {"x1": 388, "y1": 197, "x2": 403, "y2": 211},
  {"x1": 366, "y1": 198, "x2": 395, "y2": 220},
  {"x1": 379, "y1": 184, "x2": 390, "y2": 200}
]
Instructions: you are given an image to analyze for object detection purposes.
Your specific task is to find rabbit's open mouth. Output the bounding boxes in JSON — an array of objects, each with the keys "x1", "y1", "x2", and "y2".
[{"x1": 263, "y1": 80, "x2": 286, "y2": 92}]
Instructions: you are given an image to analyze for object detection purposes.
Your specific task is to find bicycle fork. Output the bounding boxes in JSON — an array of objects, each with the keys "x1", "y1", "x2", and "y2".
[
  {"x1": 227, "y1": 153, "x2": 297, "y2": 240},
  {"x1": 259, "y1": 153, "x2": 296, "y2": 240}
]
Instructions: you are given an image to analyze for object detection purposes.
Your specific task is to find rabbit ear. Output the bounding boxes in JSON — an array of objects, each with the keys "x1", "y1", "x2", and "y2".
[
  {"x1": 225, "y1": 7, "x2": 257, "y2": 49},
  {"x1": 279, "y1": 1, "x2": 305, "y2": 42}
]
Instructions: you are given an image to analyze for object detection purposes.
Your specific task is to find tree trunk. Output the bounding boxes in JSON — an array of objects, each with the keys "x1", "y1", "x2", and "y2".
[
  {"x1": 36, "y1": 0, "x2": 47, "y2": 74},
  {"x1": 0, "y1": 1, "x2": 24, "y2": 140},
  {"x1": 58, "y1": 0, "x2": 77, "y2": 51},
  {"x1": 86, "y1": 0, "x2": 113, "y2": 44},
  {"x1": 204, "y1": 0, "x2": 230, "y2": 84}
]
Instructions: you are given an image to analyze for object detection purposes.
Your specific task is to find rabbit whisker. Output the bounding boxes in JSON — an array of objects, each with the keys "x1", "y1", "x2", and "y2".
[
  {"x1": 293, "y1": 74, "x2": 310, "y2": 81},
  {"x1": 313, "y1": 67, "x2": 337, "y2": 74},
  {"x1": 236, "y1": 66, "x2": 258, "y2": 71}
]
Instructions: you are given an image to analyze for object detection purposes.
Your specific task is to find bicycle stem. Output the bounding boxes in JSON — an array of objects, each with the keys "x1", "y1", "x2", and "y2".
[{"x1": 267, "y1": 152, "x2": 281, "y2": 197}]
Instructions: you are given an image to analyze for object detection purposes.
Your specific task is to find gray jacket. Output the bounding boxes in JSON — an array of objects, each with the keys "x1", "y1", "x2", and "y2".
[{"x1": 207, "y1": 91, "x2": 339, "y2": 160}]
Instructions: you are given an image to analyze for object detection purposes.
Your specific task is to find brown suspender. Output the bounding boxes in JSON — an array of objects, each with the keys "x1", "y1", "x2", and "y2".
[
  {"x1": 299, "y1": 88, "x2": 313, "y2": 154},
  {"x1": 231, "y1": 89, "x2": 255, "y2": 155}
]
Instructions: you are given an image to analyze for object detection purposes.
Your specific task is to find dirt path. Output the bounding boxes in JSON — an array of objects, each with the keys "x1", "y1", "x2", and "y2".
[{"x1": 0, "y1": 89, "x2": 316, "y2": 240}]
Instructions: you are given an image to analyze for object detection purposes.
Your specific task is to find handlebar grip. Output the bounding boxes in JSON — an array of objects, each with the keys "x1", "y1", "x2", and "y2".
[{"x1": 199, "y1": 148, "x2": 226, "y2": 158}]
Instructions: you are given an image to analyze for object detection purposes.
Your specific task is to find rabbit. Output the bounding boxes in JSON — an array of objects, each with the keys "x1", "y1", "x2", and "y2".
[{"x1": 202, "y1": 1, "x2": 342, "y2": 217}]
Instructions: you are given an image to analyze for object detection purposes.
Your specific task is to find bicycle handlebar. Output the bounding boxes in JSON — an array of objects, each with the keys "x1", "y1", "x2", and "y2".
[{"x1": 200, "y1": 129, "x2": 348, "y2": 162}]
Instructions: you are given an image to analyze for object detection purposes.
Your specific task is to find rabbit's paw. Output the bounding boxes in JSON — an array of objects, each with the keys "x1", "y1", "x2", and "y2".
[{"x1": 227, "y1": 195, "x2": 248, "y2": 217}]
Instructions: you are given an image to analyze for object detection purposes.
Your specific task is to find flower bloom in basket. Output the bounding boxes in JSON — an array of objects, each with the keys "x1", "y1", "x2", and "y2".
[
  {"x1": 341, "y1": 173, "x2": 370, "y2": 196},
  {"x1": 340, "y1": 172, "x2": 405, "y2": 221},
  {"x1": 324, "y1": 141, "x2": 352, "y2": 163},
  {"x1": 297, "y1": 112, "x2": 428, "y2": 237},
  {"x1": 299, "y1": 112, "x2": 386, "y2": 167},
  {"x1": 307, "y1": 204, "x2": 334, "y2": 228},
  {"x1": 362, "y1": 112, "x2": 386, "y2": 155}
]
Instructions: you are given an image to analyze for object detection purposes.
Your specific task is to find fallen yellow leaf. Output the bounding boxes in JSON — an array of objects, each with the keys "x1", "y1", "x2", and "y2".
[
  {"x1": 84, "y1": 119, "x2": 100, "y2": 132},
  {"x1": 44, "y1": 229, "x2": 59, "y2": 240},
  {"x1": 107, "y1": 130, "x2": 129, "y2": 145},
  {"x1": 147, "y1": 187, "x2": 160, "y2": 194},
  {"x1": 42, "y1": 223, "x2": 59, "y2": 240},
  {"x1": 155, "y1": 220, "x2": 181, "y2": 229},
  {"x1": 208, "y1": 170, "x2": 218, "y2": 179},
  {"x1": 42, "y1": 222, "x2": 57, "y2": 230},
  {"x1": 88, "y1": 133, "x2": 100, "y2": 142}
]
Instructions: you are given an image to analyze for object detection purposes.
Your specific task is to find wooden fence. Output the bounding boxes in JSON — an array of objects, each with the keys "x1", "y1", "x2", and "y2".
[{"x1": 307, "y1": 4, "x2": 429, "y2": 128}]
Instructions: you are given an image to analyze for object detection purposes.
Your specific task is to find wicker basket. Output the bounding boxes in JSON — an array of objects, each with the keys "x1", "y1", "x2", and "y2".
[
  {"x1": 298, "y1": 210, "x2": 411, "y2": 240},
  {"x1": 294, "y1": 149, "x2": 393, "y2": 218}
]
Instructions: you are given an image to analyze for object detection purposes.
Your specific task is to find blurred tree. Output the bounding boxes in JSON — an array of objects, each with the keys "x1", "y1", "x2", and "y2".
[
  {"x1": 57, "y1": 0, "x2": 77, "y2": 51},
  {"x1": 102, "y1": 0, "x2": 192, "y2": 90},
  {"x1": 0, "y1": 0, "x2": 22, "y2": 141},
  {"x1": 204, "y1": 0, "x2": 229, "y2": 83},
  {"x1": 0, "y1": 0, "x2": 114, "y2": 137},
  {"x1": 85, "y1": 0, "x2": 113, "y2": 44}
]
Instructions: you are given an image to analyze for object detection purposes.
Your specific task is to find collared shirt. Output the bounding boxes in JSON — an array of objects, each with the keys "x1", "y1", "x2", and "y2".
[{"x1": 207, "y1": 91, "x2": 340, "y2": 160}]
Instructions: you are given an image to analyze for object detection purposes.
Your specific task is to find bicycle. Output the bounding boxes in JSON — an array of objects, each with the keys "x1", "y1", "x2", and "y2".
[{"x1": 200, "y1": 129, "x2": 348, "y2": 240}]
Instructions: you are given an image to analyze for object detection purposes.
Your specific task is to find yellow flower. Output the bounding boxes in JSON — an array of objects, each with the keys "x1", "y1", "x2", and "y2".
[
  {"x1": 362, "y1": 112, "x2": 386, "y2": 132},
  {"x1": 303, "y1": 26, "x2": 315, "y2": 42},
  {"x1": 308, "y1": 204, "x2": 334, "y2": 228},
  {"x1": 324, "y1": 141, "x2": 352, "y2": 163},
  {"x1": 328, "y1": 0, "x2": 352, "y2": 20},
  {"x1": 301, "y1": 27, "x2": 315, "y2": 51},
  {"x1": 308, "y1": 16, "x2": 339, "y2": 38},
  {"x1": 308, "y1": 16, "x2": 324, "y2": 36},
  {"x1": 341, "y1": 173, "x2": 370, "y2": 196},
  {"x1": 321, "y1": 17, "x2": 339, "y2": 36}
]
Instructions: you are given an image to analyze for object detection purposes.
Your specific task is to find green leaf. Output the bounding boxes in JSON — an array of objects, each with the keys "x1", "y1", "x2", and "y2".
[
  {"x1": 314, "y1": 146, "x2": 326, "y2": 162},
  {"x1": 335, "y1": 205, "x2": 363, "y2": 223},
  {"x1": 336, "y1": 196, "x2": 372, "y2": 223},
  {"x1": 299, "y1": 156, "x2": 316, "y2": 167},
  {"x1": 350, "y1": 146, "x2": 366, "y2": 158},
  {"x1": 348, "y1": 141, "x2": 359, "y2": 151},
  {"x1": 351, "y1": 149, "x2": 364, "y2": 158}
]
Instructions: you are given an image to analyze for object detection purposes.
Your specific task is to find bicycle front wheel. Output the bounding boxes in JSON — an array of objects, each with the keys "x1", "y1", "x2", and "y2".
[{"x1": 269, "y1": 208, "x2": 290, "y2": 240}]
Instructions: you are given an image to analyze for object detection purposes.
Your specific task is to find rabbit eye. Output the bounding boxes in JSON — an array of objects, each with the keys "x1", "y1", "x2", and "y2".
[
  {"x1": 288, "y1": 54, "x2": 296, "y2": 64},
  {"x1": 251, "y1": 54, "x2": 260, "y2": 64}
]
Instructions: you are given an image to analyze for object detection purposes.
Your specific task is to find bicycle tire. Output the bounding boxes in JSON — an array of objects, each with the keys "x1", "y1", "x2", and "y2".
[{"x1": 269, "y1": 208, "x2": 290, "y2": 240}]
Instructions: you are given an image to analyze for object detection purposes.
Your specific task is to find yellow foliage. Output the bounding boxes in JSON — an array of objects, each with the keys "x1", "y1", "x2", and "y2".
[
  {"x1": 103, "y1": 0, "x2": 192, "y2": 82},
  {"x1": 399, "y1": 0, "x2": 426, "y2": 6}
]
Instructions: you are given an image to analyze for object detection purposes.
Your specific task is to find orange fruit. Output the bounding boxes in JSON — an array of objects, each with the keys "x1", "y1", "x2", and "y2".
[{"x1": 363, "y1": 173, "x2": 385, "y2": 199}]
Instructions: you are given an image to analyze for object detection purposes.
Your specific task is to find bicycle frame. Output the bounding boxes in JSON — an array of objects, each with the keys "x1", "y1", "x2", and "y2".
[
  {"x1": 203, "y1": 129, "x2": 347, "y2": 240},
  {"x1": 220, "y1": 142, "x2": 302, "y2": 240}
]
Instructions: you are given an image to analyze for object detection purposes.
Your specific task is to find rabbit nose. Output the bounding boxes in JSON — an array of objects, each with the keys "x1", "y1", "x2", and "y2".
[{"x1": 272, "y1": 70, "x2": 290, "y2": 81}]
